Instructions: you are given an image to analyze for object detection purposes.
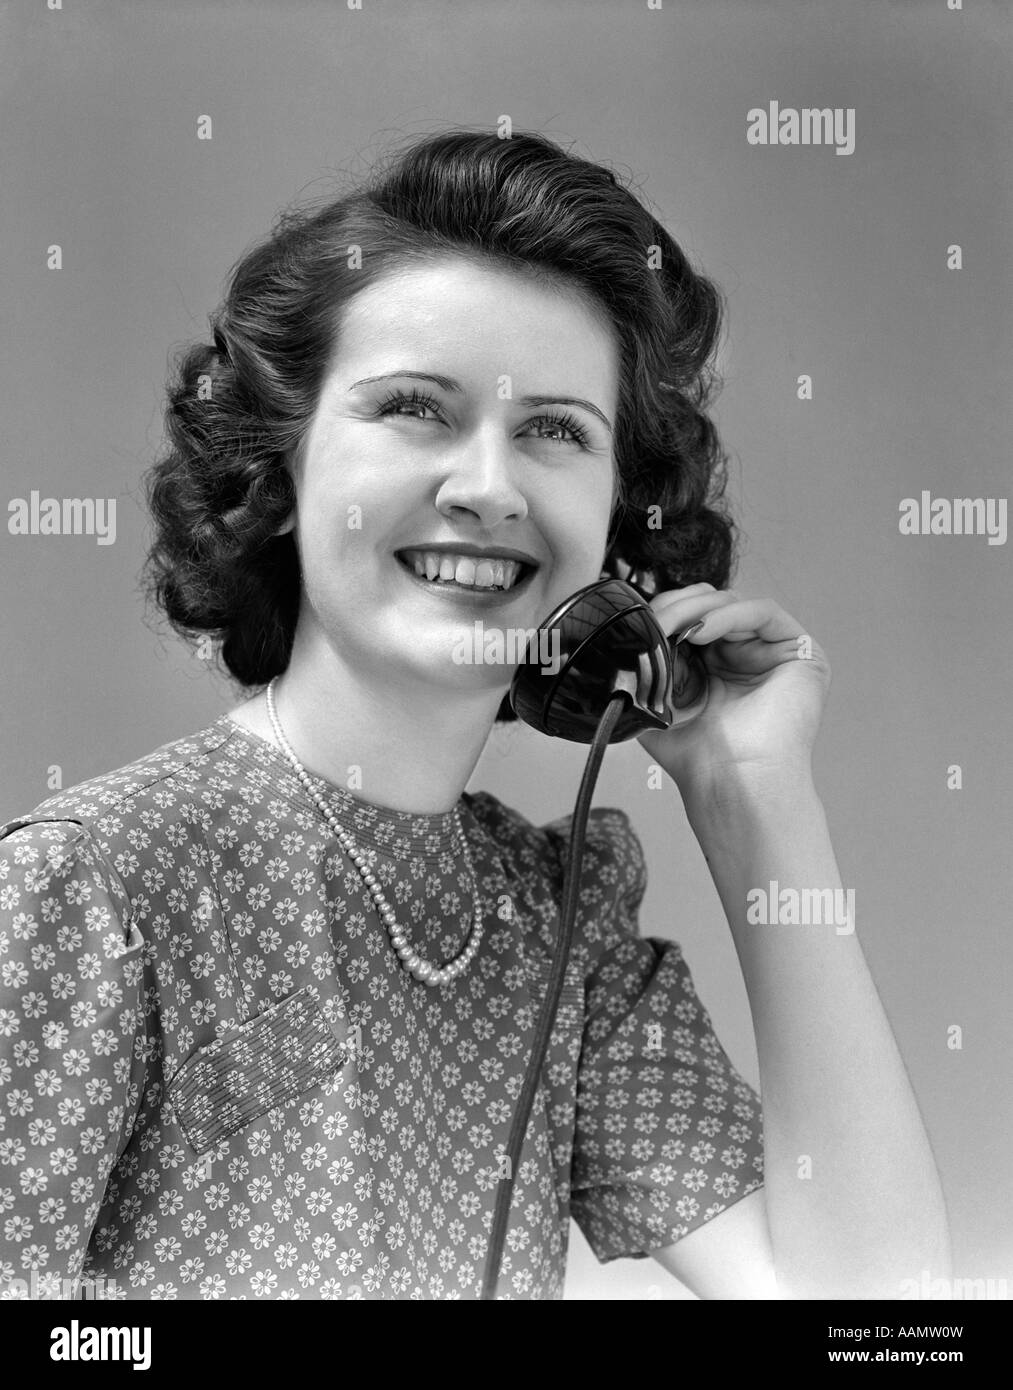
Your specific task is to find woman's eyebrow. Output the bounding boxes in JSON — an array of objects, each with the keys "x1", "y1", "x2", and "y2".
[{"x1": 347, "y1": 370, "x2": 613, "y2": 433}]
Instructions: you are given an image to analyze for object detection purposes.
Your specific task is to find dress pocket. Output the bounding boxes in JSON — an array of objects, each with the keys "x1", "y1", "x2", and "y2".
[{"x1": 165, "y1": 986, "x2": 350, "y2": 1155}]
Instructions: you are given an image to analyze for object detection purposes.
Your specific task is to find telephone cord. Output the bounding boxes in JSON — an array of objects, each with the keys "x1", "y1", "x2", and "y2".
[{"x1": 480, "y1": 690, "x2": 628, "y2": 1300}]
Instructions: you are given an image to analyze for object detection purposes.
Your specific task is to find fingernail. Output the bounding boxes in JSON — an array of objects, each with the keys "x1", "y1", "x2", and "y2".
[{"x1": 679, "y1": 620, "x2": 706, "y2": 641}]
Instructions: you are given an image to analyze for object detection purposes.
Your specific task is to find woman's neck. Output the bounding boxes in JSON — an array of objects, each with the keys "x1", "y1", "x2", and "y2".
[{"x1": 226, "y1": 647, "x2": 506, "y2": 816}]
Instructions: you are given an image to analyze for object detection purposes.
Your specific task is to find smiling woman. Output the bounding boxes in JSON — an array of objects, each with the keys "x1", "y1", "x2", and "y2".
[
  {"x1": 257, "y1": 251, "x2": 623, "y2": 796},
  {"x1": 0, "y1": 127, "x2": 948, "y2": 1302}
]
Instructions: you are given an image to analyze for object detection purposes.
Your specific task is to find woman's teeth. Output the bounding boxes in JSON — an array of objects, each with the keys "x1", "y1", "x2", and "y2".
[{"x1": 400, "y1": 550, "x2": 524, "y2": 591}]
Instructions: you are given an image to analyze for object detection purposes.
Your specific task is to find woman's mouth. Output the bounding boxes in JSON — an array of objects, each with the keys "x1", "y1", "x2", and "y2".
[{"x1": 394, "y1": 549, "x2": 537, "y2": 596}]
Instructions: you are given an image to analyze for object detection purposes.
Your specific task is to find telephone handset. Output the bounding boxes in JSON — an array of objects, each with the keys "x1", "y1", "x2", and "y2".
[
  {"x1": 480, "y1": 577, "x2": 709, "y2": 1299},
  {"x1": 508, "y1": 575, "x2": 710, "y2": 742}
]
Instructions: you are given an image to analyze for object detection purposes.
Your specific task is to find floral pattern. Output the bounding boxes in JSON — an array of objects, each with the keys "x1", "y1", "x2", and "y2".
[{"x1": 0, "y1": 716, "x2": 763, "y2": 1299}]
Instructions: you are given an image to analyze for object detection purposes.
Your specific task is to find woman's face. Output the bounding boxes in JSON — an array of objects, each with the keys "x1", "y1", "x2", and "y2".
[{"x1": 283, "y1": 256, "x2": 620, "y2": 706}]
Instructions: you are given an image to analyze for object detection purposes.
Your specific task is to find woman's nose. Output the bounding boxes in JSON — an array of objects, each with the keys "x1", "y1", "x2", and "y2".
[{"x1": 433, "y1": 433, "x2": 529, "y2": 528}]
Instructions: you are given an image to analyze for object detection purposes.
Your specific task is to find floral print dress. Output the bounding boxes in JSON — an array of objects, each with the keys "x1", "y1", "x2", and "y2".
[{"x1": 0, "y1": 715, "x2": 764, "y2": 1299}]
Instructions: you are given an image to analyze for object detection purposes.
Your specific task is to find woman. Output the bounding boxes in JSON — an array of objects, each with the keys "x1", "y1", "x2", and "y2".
[{"x1": 0, "y1": 129, "x2": 949, "y2": 1301}]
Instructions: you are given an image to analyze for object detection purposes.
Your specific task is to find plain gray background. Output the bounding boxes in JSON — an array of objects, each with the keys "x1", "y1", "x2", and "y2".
[{"x1": 2, "y1": 0, "x2": 1009, "y2": 1299}]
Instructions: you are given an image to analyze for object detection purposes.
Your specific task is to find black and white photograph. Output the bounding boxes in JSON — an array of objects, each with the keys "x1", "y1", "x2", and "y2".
[{"x1": 0, "y1": 0, "x2": 1008, "y2": 1348}]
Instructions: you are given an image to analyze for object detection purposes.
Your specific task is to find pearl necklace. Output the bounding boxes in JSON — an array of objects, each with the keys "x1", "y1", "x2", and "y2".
[{"x1": 265, "y1": 678, "x2": 484, "y2": 987}]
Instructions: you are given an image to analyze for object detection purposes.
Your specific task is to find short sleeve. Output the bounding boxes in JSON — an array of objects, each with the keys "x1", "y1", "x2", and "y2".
[
  {"x1": 0, "y1": 817, "x2": 148, "y2": 1297},
  {"x1": 566, "y1": 810, "x2": 765, "y2": 1264}
]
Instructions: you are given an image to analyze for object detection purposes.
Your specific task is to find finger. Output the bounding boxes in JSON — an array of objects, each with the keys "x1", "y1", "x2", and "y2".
[
  {"x1": 647, "y1": 583, "x2": 716, "y2": 615},
  {"x1": 686, "y1": 599, "x2": 803, "y2": 646},
  {"x1": 648, "y1": 583, "x2": 718, "y2": 613},
  {"x1": 649, "y1": 590, "x2": 741, "y2": 641},
  {"x1": 703, "y1": 636, "x2": 805, "y2": 674}
]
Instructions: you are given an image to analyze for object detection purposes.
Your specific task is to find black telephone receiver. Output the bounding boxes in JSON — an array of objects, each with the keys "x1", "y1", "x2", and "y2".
[
  {"x1": 508, "y1": 575, "x2": 709, "y2": 742},
  {"x1": 482, "y1": 577, "x2": 709, "y2": 1299}
]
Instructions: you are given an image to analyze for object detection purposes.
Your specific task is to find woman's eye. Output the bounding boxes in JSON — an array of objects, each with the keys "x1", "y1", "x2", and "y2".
[
  {"x1": 376, "y1": 389, "x2": 443, "y2": 421},
  {"x1": 373, "y1": 390, "x2": 589, "y2": 447},
  {"x1": 525, "y1": 414, "x2": 590, "y2": 447}
]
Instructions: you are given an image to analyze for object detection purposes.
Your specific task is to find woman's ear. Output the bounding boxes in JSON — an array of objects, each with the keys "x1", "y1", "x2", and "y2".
[{"x1": 273, "y1": 456, "x2": 298, "y2": 535}]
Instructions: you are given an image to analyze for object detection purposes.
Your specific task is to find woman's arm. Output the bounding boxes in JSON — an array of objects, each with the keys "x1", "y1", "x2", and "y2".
[
  {"x1": 0, "y1": 820, "x2": 148, "y2": 1297},
  {"x1": 668, "y1": 765, "x2": 951, "y2": 1299},
  {"x1": 636, "y1": 584, "x2": 951, "y2": 1298}
]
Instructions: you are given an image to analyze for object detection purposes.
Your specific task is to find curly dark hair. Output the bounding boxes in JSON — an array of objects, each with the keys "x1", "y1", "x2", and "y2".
[{"x1": 142, "y1": 127, "x2": 736, "y2": 721}]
